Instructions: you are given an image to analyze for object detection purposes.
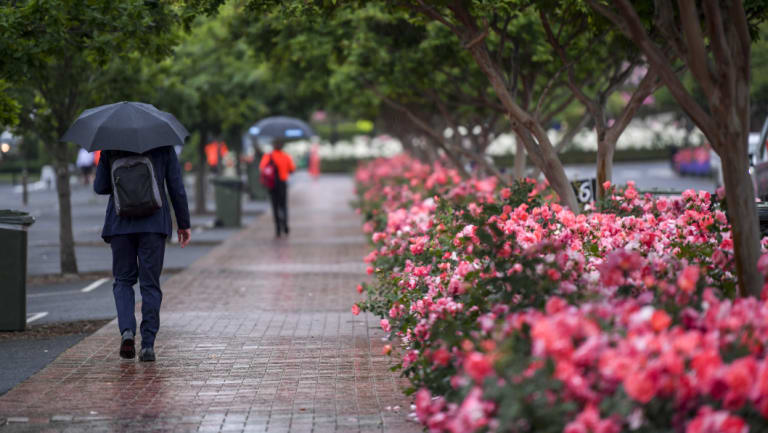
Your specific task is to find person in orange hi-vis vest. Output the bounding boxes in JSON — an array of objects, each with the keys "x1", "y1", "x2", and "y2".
[
  {"x1": 260, "y1": 139, "x2": 296, "y2": 237},
  {"x1": 204, "y1": 141, "x2": 228, "y2": 174},
  {"x1": 308, "y1": 142, "x2": 320, "y2": 179}
]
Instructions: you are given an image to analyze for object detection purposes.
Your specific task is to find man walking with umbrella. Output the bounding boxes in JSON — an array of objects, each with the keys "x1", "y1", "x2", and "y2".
[
  {"x1": 249, "y1": 116, "x2": 315, "y2": 237},
  {"x1": 260, "y1": 139, "x2": 295, "y2": 237},
  {"x1": 251, "y1": 116, "x2": 313, "y2": 238},
  {"x1": 62, "y1": 101, "x2": 191, "y2": 362}
]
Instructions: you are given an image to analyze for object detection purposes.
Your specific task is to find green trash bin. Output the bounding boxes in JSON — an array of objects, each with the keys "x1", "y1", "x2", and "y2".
[
  {"x1": 0, "y1": 210, "x2": 35, "y2": 331},
  {"x1": 246, "y1": 161, "x2": 268, "y2": 200},
  {"x1": 212, "y1": 177, "x2": 243, "y2": 227}
]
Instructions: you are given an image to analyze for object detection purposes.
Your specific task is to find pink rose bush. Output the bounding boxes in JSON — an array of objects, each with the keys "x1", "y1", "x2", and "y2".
[{"x1": 353, "y1": 155, "x2": 768, "y2": 432}]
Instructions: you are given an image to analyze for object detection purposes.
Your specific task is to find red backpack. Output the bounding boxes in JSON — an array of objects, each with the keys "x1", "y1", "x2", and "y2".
[{"x1": 260, "y1": 154, "x2": 277, "y2": 190}]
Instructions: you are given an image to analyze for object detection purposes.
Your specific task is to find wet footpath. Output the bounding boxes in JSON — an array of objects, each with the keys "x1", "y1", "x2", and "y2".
[{"x1": 0, "y1": 175, "x2": 419, "y2": 433}]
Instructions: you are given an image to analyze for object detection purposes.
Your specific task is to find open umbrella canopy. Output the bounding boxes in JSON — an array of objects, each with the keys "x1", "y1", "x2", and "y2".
[
  {"x1": 61, "y1": 101, "x2": 188, "y2": 153},
  {"x1": 249, "y1": 116, "x2": 314, "y2": 141}
]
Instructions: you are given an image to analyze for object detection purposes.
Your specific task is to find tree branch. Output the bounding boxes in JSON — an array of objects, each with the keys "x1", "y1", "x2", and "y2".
[
  {"x1": 492, "y1": 15, "x2": 512, "y2": 71},
  {"x1": 513, "y1": 127, "x2": 545, "y2": 170},
  {"x1": 427, "y1": 90, "x2": 507, "y2": 181},
  {"x1": 540, "y1": 10, "x2": 600, "y2": 126},
  {"x1": 606, "y1": 66, "x2": 660, "y2": 143},
  {"x1": 464, "y1": 23, "x2": 488, "y2": 49},
  {"x1": 729, "y1": 0, "x2": 752, "y2": 75},
  {"x1": 534, "y1": 64, "x2": 566, "y2": 120},
  {"x1": 654, "y1": 0, "x2": 688, "y2": 59},
  {"x1": 678, "y1": 0, "x2": 716, "y2": 97},
  {"x1": 702, "y1": 0, "x2": 735, "y2": 109},
  {"x1": 589, "y1": 0, "x2": 720, "y2": 152},
  {"x1": 410, "y1": 0, "x2": 459, "y2": 34},
  {"x1": 541, "y1": 92, "x2": 576, "y2": 126},
  {"x1": 598, "y1": 60, "x2": 637, "y2": 103},
  {"x1": 530, "y1": 110, "x2": 591, "y2": 180},
  {"x1": 370, "y1": 85, "x2": 479, "y2": 178},
  {"x1": 556, "y1": 111, "x2": 591, "y2": 153}
]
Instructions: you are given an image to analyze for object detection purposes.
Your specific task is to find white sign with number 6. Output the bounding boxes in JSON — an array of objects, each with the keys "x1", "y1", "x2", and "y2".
[
  {"x1": 578, "y1": 182, "x2": 593, "y2": 203},
  {"x1": 571, "y1": 178, "x2": 597, "y2": 204}
]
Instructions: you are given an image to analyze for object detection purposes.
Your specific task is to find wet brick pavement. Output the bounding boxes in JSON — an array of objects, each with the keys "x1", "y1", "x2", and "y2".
[{"x1": 0, "y1": 175, "x2": 419, "y2": 433}]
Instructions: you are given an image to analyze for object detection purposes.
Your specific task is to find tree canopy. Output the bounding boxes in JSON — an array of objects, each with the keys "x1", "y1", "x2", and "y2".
[{"x1": 0, "y1": 0, "x2": 183, "y2": 274}]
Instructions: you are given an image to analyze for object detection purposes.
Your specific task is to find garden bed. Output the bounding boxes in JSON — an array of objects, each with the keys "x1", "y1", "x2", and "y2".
[{"x1": 353, "y1": 155, "x2": 768, "y2": 432}]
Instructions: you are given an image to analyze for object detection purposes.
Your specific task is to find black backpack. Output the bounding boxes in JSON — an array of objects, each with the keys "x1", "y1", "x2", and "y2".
[{"x1": 109, "y1": 151, "x2": 162, "y2": 218}]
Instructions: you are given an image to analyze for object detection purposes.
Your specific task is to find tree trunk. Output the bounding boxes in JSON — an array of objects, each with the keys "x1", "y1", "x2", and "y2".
[
  {"x1": 195, "y1": 127, "x2": 208, "y2": 215},
  {"x1": 588, "y1": 0, "x2": 763, "y2": 296},
  {"x1": 397, "y1": 134, "x2": 420, "y2": 160},
  {"x1": 530, "y1": 113, "x2": 591, "y2": 180},
  {"x1": 719, "y1": 70, "x2": 763, "y2": 297},
  {"x1": 452, "y1": 137, "x2": 507, "y2": 180},
  {"x1": 416, "y1": 137, "x2": 441, "y2": 163},
  {"x1": 719, "y1": 136, "x2": 763, "y2": 297},
  {"x1": 513, "y1": 139, "x2": 527, "y2": 180},
  {"x1": 50, "y1": 145, "x2": 78, "y2": 274},
  {"x1": 596, "y1": 138, "x2": 615, "y2": 200},
  {"x1": 22, "y1": 165, "x2": 28, "y2": 206},
  {"x1": 431, "y1": 138, "x2": 470, "y2": 178}
]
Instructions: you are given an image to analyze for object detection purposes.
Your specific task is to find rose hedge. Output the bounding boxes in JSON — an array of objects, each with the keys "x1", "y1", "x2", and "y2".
[{"x1": 352, "y1": 155, "x2": 768, "y2": 433}]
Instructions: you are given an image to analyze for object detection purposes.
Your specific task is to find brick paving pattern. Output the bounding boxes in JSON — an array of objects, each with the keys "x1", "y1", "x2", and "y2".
[{"x1": 0, "y1": 176, "x2": 419, "y2": 433}]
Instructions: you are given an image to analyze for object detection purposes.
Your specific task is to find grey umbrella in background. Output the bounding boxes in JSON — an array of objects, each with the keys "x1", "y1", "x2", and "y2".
[
  {"x1": 249, "y1": 116, "x2": 315, "y2": 141},
  {"x1": 61, "y1": 101, "x2": 188, "y2": 152}
]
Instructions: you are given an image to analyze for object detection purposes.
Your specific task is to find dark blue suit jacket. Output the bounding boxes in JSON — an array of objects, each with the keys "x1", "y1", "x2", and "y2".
[{"x1": 94, "y1": 146, "x2": 191, "y2": 242}]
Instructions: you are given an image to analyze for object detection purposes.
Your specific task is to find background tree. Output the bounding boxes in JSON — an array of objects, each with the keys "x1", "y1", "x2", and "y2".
[
  {"x1": 588, "y1": 0, "x2": 768, "y2": 296},
  {"x1": 0, "y1": 80, "x2": 21, "y2": 128},
  {"x1": 147, "y1": 6, "x2": 271, "y2": 214},
  {"x1": 538, "y1": 3, "x2": 663, "y2": 198},
  {"x1": 0, "y1": 0, "x2": 180, "y2": 274},
  {"x1": 240, "y1": 2, "x2": 588, "y2": 185},
  {"x1": 749, "y1": 22, "x2": 768, "y2": 126},
  {"x1": 379, "y1": 1, "x2": 579, "y2": 211}
]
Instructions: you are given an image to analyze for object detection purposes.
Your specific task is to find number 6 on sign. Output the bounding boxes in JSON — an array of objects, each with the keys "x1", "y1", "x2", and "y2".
[{"x1": 571, "y1": 178, "x2": 597, "y2": 204}]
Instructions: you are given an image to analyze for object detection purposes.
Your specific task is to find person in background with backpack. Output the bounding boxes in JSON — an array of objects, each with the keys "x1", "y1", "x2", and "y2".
[
  {"x1": 259, "y1": 139, "x2": 295, "y2": 237},
  {"x1": 94, "y1": 145, "x2": 191, "y2": 362}
]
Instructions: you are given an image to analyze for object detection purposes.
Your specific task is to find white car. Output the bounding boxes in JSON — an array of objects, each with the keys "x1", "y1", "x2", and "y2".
[{"x1": 710, "y1": 131, "x2": 768, "y2": 198}]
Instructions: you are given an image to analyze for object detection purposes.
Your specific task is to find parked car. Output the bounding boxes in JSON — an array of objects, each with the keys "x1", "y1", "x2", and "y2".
[
  {"x1": 672, "y1": 145, "x2": 711, "y2": 176},
  {"x1": 710, "y1": 118, "x2": 768, "y2": 200}
]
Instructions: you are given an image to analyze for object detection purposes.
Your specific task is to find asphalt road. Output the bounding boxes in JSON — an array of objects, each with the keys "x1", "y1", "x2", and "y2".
[
  {"x1": 562, "y1": 160, "x2": 716, "y2": 193},
  {"x1": 0, "y1": 174, "x2": 270, "y2": 276},
  {"x1": 25, "y1": 275, "x2": 172, "y2": 326},
  {"x1": 0, "y1": 335, "x2": 86, "y2": 396}
]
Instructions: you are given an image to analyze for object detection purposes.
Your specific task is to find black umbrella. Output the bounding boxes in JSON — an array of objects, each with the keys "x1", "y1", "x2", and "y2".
[
  {"x1": 249, "y1": 116, "x2": 315, "y2": 140},
  {"x1": 61, "y1": 101, "x2": 188, "y2": 153}
]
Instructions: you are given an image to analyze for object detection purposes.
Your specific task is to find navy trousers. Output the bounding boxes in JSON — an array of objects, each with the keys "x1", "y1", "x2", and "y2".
[
  {"x1": 110, "y1": 233, "x2": 166, "y2": 348},
  {"x1": 269, "y1": 179, "x2": 288, "y2": 233}
]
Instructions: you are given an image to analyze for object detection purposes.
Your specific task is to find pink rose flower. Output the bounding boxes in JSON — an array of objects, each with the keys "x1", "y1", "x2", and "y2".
[
  {"x1": 677, "y1": 265, "x2": 700, "y2": 293},
  {"x1": 464, "y1": 352, "x2": 493, "y2": 383}
]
